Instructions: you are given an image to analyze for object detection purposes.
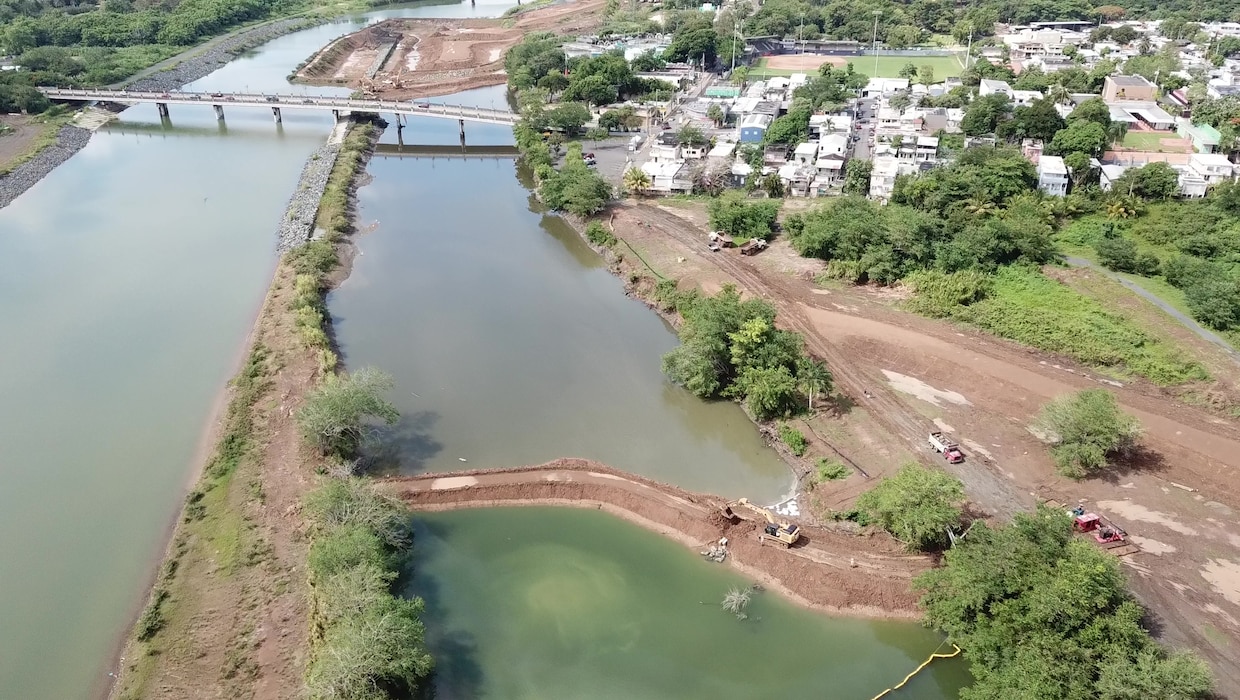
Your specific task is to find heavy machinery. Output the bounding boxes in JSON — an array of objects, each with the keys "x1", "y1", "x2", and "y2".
[
  {"x1": 928, "y1": 431, "x2": 965, "y2": 464},
  {"x1": 721, "y1": 498, "x2": 802, "y2": 547},
  {"x1": 1072, "y1": 510, "x2": 1127, "y2": 544}
]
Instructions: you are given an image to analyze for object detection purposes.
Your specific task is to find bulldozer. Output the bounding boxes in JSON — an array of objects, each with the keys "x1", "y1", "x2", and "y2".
[{"x1": 721, "y1": 498, "x2": 802, "y2": 548}]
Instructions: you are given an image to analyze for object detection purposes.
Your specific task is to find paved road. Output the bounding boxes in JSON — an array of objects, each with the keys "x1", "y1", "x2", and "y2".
[{"x1": 1063, "y1": 256, "x2": 1240, "y2": 364}]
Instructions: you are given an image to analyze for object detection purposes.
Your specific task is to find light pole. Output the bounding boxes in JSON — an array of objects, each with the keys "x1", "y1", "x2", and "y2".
[
  {"x1": 731, "y1": 18, "x2": 739, "y2": 76},
  {"x1": 871, "y1": 11, "x2": 882, "y2": 78},
  {"x1": 799, "y1": 13, "x2": 806, "y2": 55}
]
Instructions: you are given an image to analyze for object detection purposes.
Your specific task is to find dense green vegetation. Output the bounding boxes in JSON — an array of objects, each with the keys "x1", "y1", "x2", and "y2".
[
  {"x1": 707, "y1": 192, "x2": 779, "y2": 240},
  {"x1": 855, "y1": 463, "x2": 963, "y2": 551},
  {"x1": 304, "y1": 478, "x2": 433, "y2": 700},
  {"x1": 778, "y1": 423, "x2": 808, "y2": 455},
  {"x1": 660, "y1": 285, "x2": 832, "y2": 420},
  {"x1": 506, "y1": 32, "x2": 671, "y2": 104},
  {"x1": 918, "y1": 507, "x2": 1213, "y2": 700},
  {"x1": 537, "y1": 142, "x2": 614, "y2": 217},
  {"x1": 1060, "y1": 189, "x2": 1240, "y2": 340},
  {"x1": 1036, "y1": 389, "x2": 1141, "y2": 479},
  {"x1": 0, "y1": 0, "x2": 381, "y2": 95}
]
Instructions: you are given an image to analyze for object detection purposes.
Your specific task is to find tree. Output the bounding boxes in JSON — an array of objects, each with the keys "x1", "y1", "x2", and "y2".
[
  {"x1": 1006, "y1": 99, "x2": 1065, "y2": 143},
  {"x1": 1067, "y1": 97, "x2": 1112, "y2": 128},
  {"x1": 898, "y1": 62, "x2": 919, "y2": 79},
  {"x1": 1097, "y1": 649, "x2": 1214, "y2": 700},
  {"x1": 540, "y1": 155, "x2": 613, "y2": 216},
  {"x1": 1036, "y1": 389, "x2": 1140, "y2": 478},
  {"x1": 676, "y1": 122, "x2": 708, "y2": 146},
  {"x1": 707, "y1": 191, "x2": 780, "y2": 239},
  {"x1": 886, "y1": 26, "x2": 922, "y2": 50},
  {"x1": 763, "y1": 105, "x2": 811, "y2": 144},
  {"x1": 665, "y1": 25, "x2": 718, "y2": 66},
  {"x1": 706, "y1": 103, "x2": 724, "y2": 127},
  {"x1": 629, "y1": 50, "x2": 665, "y2": 72},
  {"x1": 298, "y1": 368, "x2": 400, "y2": 456},
  {"x1": 919, "y1": 65, "x2": 935, "y2": 85},
  {"x1": 1049, "y1": 120, "x2": 1109, "y2": 157},
  {"x1": 622, "y1": 167, "x2": 651, "y2": 197},
  {"x1": 763, "y1": 172, "x2": 786, "y2": 198},
  {"x1": 1113, "y1": 162, "x2": 1180, "y2": 200},
  {"x1": 1064, "y1": 151, "x2": 1092, "y2": 188},
  {"x1": 961, "y1": 93, "x2": 1012, "y2": 136},
  {"x1": 732, "y1": 365, "x2": 799, "y2": 419},
  {"x1": 795, "y1": 355, "x2": 832, "y2": 410},
  {"x1": 842, "y1": 159, "x2": 872, "y2": 196},
  {"x1": 855, "y1": 463, "x2": 964, "y2": 551},
  {"x1": 889, "y1": 91, "x2": 912, "y2": 112},
  {"x1": 563, "y1": 74, "x2": 618, "y2": 107},
  {"x1": 537, "y1": 69, "x2": 569, "y2": 95},
  {"x1": 546, "y1": 102, "x2": 591, "y2": 134}
]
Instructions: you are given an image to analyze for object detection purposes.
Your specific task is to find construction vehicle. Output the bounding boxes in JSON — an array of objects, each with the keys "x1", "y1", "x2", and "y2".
[
  {"x1": 721, "y1": 498, "x2": 802, "y2": 547},
  {"x1": 1072, "y1": 511, "x2": 1126, "y2": 544},
  {"x1": 928, "y1": 432, "x2": 965, "y2": 464}
]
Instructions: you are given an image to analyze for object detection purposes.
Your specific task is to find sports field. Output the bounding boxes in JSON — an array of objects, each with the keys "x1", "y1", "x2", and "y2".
[{"x1": 749, "y1": 53, "x2": 965, "y2": 80}]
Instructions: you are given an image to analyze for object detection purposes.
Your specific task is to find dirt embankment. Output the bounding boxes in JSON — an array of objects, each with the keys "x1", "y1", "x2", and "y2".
[
  {"x1": 293, "y1": 0, "x2": 607, "y2": 101},
  {"x1": 385, "y1": 459, "x2": 932, "y2": 619},
  {"x1": 595, "y1": 198, "x2": 1240, "y2": 697},
  {"x1": 108, "y1": 122, "x2": 382, "y2": 700}
]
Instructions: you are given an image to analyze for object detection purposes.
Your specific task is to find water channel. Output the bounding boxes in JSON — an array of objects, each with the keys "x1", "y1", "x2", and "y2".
[{"x1": 0, "y1": 4, "x2": 965, "y2": 698}]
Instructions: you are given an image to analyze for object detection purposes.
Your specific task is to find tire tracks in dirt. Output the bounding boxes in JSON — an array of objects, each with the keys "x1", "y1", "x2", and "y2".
[{"x1": 620, "y1": 202, "x2": 1032, "y2": 517}]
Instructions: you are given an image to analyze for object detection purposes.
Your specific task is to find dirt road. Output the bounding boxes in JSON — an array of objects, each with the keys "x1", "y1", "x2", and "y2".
[
  {"x1": 609, "y1": 200, "x2": 1240, "y2": 696},
  {"x1": 384, "y1": 459, "x2": 934, "y2": 618}
]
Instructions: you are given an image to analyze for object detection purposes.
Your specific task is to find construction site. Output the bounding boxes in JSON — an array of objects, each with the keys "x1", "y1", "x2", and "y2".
[{"x1": 292, "y1": 0, "x2": 607, "y2": 100}]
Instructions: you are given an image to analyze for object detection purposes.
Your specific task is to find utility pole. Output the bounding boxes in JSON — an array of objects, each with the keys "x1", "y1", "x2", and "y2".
[
  {"x1": 965, "y1": 24, "x2": 973, "y2": 71},
  {"x1": 871, "y1": 11, "x2": 882, "y2": 77}
]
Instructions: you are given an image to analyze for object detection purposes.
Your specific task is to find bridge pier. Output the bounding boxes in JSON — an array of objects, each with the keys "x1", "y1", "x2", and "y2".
[
  {"x1": 459, "y1": 118, "x2": 465, "y2": 141},
  {"x1": 272, "y1": 106, "x2": 282, "y2": 123},
  {"x1": 155, "y1": 102, "x2": 169, "y2": 119},
  {"x1": 213, "y1": 104, "x2": 225, "y2": 121},
  {"x1": 332, "y1": 109, "x2": 340, "y2": 121}
]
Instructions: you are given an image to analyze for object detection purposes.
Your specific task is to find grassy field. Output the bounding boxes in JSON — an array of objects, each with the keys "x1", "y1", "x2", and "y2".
[
  {"x1": 1120, "y1": 130, "x2": 1187, "y2": 152},
  {"x1": 749, "y1": 53, "x2": 964, "y2": 80}
]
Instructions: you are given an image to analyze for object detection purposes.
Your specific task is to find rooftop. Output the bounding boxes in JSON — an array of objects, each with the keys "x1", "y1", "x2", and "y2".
[{"x1": 1039, "y1": 155, "x2": 1068, "y2": 174}]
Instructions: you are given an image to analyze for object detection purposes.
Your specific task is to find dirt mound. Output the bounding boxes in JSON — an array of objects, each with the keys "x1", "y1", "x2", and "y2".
[{"x1": 383, "y1": 459, "x2": 930, "y2": 618}]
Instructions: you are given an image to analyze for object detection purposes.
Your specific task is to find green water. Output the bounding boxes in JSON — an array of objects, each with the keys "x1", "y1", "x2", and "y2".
[{"x1": 409, "y1": 508, "x2": 970, "y2": 699}]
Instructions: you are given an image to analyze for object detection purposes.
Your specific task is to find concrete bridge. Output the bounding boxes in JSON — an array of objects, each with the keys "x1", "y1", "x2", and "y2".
[{"x1": 38, "y1": 87, "x2": 518, "y2": 137}]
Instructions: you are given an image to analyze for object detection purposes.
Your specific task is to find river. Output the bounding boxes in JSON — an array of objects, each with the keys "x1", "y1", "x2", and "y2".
[{"x1": 0, "y1": 4, "x2": 958, "y2": 699}]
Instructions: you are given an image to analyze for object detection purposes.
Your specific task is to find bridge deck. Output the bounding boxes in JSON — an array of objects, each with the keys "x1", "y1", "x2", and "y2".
[{"x1": 37, "y1": 88, "x2": 519, "y2": 126}]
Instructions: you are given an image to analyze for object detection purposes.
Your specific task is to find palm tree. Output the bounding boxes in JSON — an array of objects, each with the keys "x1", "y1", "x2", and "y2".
[
  {"x1": 622, "y1": 167, "x2": 652, "y2": 198},
  {"x1": 964, "y1": 197, "x2": 998, "y2": 217},
  {"x1": 1106, "y1": 196, "x2": 1143, "y2": 220},
  {"x1": 1047, "y1": 84, "x2": 1071, "y2": 106},
  {"x1": 796, "y1": 357, "x2": 833, "y2": 411},
  {"x1": 1106, "y1": 121, "x2": 1129, "y2": 147}
]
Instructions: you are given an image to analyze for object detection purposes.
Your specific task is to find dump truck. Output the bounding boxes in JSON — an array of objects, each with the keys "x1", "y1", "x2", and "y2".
[
  {"x1": 721, "y1": 498, "x2": 802, "y2": 547},
  {"x1": 739, "y1": 238, "x2": 767, "y2": 256},
  {"x1": 928, "y1": 432, "x2": 965, "y2": 463}
]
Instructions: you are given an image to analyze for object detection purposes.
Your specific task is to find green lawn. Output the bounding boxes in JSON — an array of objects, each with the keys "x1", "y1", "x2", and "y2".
[
  {"x1": 1120, "y1": 130, "x2": 1184, "y2": 152},
  {"x1": 749, "y1": 53, "x2": 964, "y2": 80}
]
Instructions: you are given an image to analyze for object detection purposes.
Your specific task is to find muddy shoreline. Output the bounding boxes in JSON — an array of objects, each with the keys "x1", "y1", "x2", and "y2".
[{"x1": 385, "y1": 459, "x2": 929, "y2": 619}]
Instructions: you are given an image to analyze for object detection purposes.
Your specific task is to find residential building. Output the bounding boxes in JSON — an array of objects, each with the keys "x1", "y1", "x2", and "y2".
[
  {"x1": 868, "y1": 155, "x2": 926, "y2": 201},
  {"x1": 1108, "y1": 101, "x2": 1175, "y2": 130},
  {"x1": 792, "y1": 141, "x2": 819, "y2": 166},
  {"x1": 738, "y1": 113, "x2": 772, "y2": 143},
  {"x1": 1178, "y1": 122, "x2": 1222, "y2": 153},
  {"x1": 763, "y1": 144, "x2": 789, "y2": 168},
  {"x1": 648, "y1": 135, "x2": 682, "y2": 164},
  {"x1": 862, "y1": 78, "x2": 910, "y2": 97},
  {"x1": 1099, "y1": 163, "x2": 1127, "y2": 192},
  {"x1": 817, "y1": 133, "x2": 848, "y2": 159},
  {"x1": 1188, "y1": 152, "x2": 1237, "y2": 186},
  {"x1": 979, "y1": 79, "x2": 1013, "y2": 98},
  {"x1": 1102, "y1": 75, "x2": 1156, "y2": 102},
  {"x1": 1010, "y1": 89, "x2": 1044, "y2": 106},
  {"x1": 639, "y1": 161, "x2": 692, "y2": 194},
  {"x1": 809, "y1": 113, "x2": 852, "y2": 139},
  {"x1": 777, "y1": 162, "x2": 816, "y2": 197},
  {"x1": 1037, "y1": 155, "x2": 1069, "y2": 196}
]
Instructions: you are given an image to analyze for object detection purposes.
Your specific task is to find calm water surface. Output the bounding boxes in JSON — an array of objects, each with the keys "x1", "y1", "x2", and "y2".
[{"x1": 410, "y1": 507, "x2": 971, "y2": 699}]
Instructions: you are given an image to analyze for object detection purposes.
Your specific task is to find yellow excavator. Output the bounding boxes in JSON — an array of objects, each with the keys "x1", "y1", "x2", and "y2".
[{"x1": 721, "y1": 498, "x2": 802, "y2": 548}]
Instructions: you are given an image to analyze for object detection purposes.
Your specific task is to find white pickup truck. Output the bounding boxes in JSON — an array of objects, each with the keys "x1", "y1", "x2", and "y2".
[{"x1": 928, "y1": 432, "x2": 965, "y2": 464}]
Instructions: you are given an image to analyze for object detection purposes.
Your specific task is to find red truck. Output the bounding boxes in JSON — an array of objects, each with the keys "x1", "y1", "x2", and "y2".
[{"x1": 928, "y1": 432, "x2": 965, "y2": 463}]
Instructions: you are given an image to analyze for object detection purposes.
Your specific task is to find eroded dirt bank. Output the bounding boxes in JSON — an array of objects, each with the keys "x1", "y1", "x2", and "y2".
[{"x1": 384, "y1": 459, "x2": 932, "y2": 619}]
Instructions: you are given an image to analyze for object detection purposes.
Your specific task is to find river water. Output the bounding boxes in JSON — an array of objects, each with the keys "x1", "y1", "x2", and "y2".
[{"x1": 0, "y1": 4, "x2": 962, "y2": 699}]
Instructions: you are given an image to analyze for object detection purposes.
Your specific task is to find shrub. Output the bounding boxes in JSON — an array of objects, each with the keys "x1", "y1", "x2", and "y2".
[
  {"x1": 707, "y1": 191, "x2": 780, "y2": 240},
  {"x1": 815, "y1": 458, "x2": 850, "y2": 482},
  {"x1": 1036, "y1": 389, "x2": 1141, "y2": 479},
  {"x1": 298, "y1": 368, "x2": 400, "y2": 457},
  {"x1": 778, "y1": 424, "x2": 808, "y2": 456},
  {"x1": 584, "y1": 221, "x2": 616, "y2": 247},
  {"x1": 903, "y1": 269, "x2": 992, "y2": 318},
  {"x1": 856, "y1": 463, "x2": 964, "y2": 551},
  {"x1": 1096, "y1": 235, "x2": 1139, "y2": 273}
]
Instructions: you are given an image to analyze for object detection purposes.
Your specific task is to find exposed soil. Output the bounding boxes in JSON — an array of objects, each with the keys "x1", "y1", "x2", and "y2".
[
  {"x1": 599, "y1": 198, "x2": 1240, "y2": 697},
  {"x1": 384, "y1": 459, "x2": 932, "y2": 619},
  {"x1": 293, "y1": 0, "x2": 607, "y2": 101},
  {"x1": 0, "y1": 114, "x2": 41, "y2": 169}
]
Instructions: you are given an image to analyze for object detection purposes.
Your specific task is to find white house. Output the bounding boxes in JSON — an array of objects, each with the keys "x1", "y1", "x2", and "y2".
[
  {"x1": 640, "y1": 161, "x2": 691, "y2": 194},
  {"x1": 792, "y1": 141, "x2": 820, "y2": 165},
  {"x1": 1037, "y1": 155, "x2": 1069, "y2": 197},
  {"x1": 1188, "y1": 152, "x2": 1237, "y2": 186},
  {"x1": 978, "y1": 79, "x2": 1014, "y2": 98},
  {"x1": 862, "y1": 78, "x2": 910, "y2": 97}
]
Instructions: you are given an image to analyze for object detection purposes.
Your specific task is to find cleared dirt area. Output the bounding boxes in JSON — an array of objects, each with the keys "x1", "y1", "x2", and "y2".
[
  {"x1": 384, "y1": 459, "x2": 933, "y2": 618},
  {"x1": 294, "y1": 0, "x2": 607, "y2": 101},
  {"x1": 600, "y1": 198, "x2": 1240, "y2": 696},
  {"x1": 763, "y1": 54, "x2": 848, "y2": 71},
  {"x1": 0, "y1": 115, "x2": 43, "y2": 170}
]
